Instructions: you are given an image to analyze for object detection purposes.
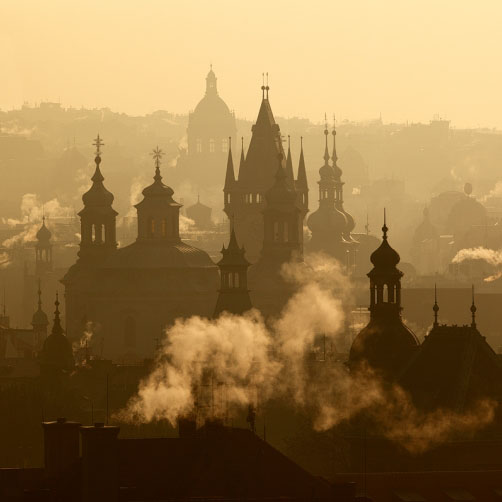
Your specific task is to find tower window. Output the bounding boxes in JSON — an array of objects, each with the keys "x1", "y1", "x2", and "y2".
[
  {"x1": 149, "y1": 218, "x2": 155, "y2": 238},
  {"x1": 161, "y1": 218, "x2": 167, "y2": 237},
  {"x1": 283, "y1": 223, "x2": 289, "y2": 242},
  {"x1": 209, "y1": 139, "x2": 215, "y2": 153}
]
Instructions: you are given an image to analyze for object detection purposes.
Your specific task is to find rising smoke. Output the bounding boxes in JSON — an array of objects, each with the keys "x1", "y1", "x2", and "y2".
[{"x1": 117, "y1": 255, "x2": 496, "y2": 453}]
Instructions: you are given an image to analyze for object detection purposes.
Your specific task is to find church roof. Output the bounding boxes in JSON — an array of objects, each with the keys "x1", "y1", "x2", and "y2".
[
  {"x1": 224, "y1": 139, "x2": 236, "y2": 190},
  {"x1": 218, "y1": 228, "x2": 250, "y2": 268},
  {"x1": 296, "y1": 137, "x2": 308, "y2": 189},
  {"x1": 105, "y1": 241, "x2": 216, "y2": 270},
  {"x1": 265, "y1": 159, "x2": 297, "y2": 206},
  {"x1": 399, "y1": 323, "x2": 502, "y2": 411}
]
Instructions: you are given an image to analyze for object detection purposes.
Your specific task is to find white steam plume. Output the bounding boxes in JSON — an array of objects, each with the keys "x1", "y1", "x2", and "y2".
[{"x1": 117, "y1": 255, "x2": 496, "y2": 453}]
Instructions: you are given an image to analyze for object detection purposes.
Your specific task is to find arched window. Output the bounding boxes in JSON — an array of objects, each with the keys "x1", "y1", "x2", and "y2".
[
  {"x1": 196, "y1": 139, "x2": 202, "y2": 153},
  {"x1": 209, "y1": 139, "x2": 215, "y2": 153},
  {"x1": 124, "y1": 316, "x2": 136, "y2": 348},
  {"x1": 148, "y1": 218, "x2": 155, "y2": 238},
  {"x1": 161, "y1": 218, "x2": 167, "y2": 237}
]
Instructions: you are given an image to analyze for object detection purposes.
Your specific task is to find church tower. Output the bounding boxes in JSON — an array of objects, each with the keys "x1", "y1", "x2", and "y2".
[
  {"x1": 78, "y1": 135, "x2": 117, "y2": 262},
  {"x1": 224, "y1": 83, "x2": 307, "y2": 261},
  {"x1": 35, "y1": 216, "x2": 53, "y2": 275},
  {"x1": 213, "y1": 227, "x2": 252, "y2": 317},
  {"x1": 135, "y1": 147, "x2": 182, "y2": 243},
  {"x1": 349, "y1": 213, "x2": 418, "y2": 378}
]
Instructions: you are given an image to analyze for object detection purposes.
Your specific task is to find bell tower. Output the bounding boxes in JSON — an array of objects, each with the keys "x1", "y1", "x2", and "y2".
[{"x1": 78, "y1": 135, "x2": 118, "y2": 262}]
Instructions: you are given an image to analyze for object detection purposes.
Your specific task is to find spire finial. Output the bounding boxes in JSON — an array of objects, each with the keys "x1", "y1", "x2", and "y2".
[
  {"x1": 93, "y1": 134, "x2": 104, "y2": 157},
  {"x1": 300, "y1": 136, "x2": 303, "y2": 150},
  {"x1": 331, "y1": 113, "x2": 338, "y2": 163},
  {"x1": 382, "y1": 208, "x2": 388, "y2": 240},
  {"x1": 265, "y1": 72, "x2": 269, "y2": 99},
  {"x1": 470, "y1": 284, "x2": 477, "y2": 328},
  {"x1": 151, "y1": 146, "x2": 164, "y2": 182},
  {"x1": 261, "y1": 73, "x2": 265, "y2": 99},
  {"x1": 433, "y1": 283, "x2": 439, "y2": 328},
  {"x1": 323, "y1": 114, "x2": 330, "y2": 163}
]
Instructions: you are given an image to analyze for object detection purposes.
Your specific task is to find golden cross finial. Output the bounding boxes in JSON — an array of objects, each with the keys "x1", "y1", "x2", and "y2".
[
  {"x1": 93, "y1": 134, "x2": 104, "y2": 156},
  {"x1": 151, "y1": 146, "x2": 164, "y2": 168}
]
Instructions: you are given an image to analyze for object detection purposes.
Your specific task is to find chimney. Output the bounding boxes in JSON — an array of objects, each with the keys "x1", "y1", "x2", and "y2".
[
  {"x1": 80, "y1": 422, "x2": 120, "y2": 502},
  {"x1": 42, "y1": 417, "x2": 81, "y2": 481}
]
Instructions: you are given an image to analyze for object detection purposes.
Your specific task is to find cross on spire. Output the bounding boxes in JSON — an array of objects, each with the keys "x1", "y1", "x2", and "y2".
[
  {"x1": 471, "y1": 284, "x2": 477, "y2": 328},
  {"x1": 93, "y1": 134, "x2": 104, "y2": 156},
  {"x1": 433, "y1": 283, "x2": 439, "y2": 327},
  {"x1": 382, "y1": 208, "x2": 388, "y2": 240},
  {"x1": 151, "y1": 146, "x2": 163, "y2": 168}
]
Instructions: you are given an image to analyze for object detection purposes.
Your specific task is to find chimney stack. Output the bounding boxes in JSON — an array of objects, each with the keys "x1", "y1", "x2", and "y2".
[{"x1": 80, "y1": 422, "x2": 120, "y2": 502}]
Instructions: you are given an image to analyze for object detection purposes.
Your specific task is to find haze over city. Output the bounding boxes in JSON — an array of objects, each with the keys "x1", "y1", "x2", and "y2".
[{"x1": 3, "y1": 0, "x2": 502, "y2": 127}]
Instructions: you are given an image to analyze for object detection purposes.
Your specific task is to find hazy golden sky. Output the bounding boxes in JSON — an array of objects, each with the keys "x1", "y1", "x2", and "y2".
[{"x1": 2, "y1": 1, "x2": 502, "y2": 127}]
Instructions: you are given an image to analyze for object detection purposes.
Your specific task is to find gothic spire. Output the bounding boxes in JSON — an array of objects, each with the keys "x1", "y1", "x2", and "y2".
[
  {"x1": 238, "y1": 136, "x2": 245, "y2": 179},
  {"x1": 296, "y1": 136, "x2": 308, "y2": 187},
  {"x1": 285, "y1": 135, "x2": 294, "y2": 185},
  {"x1": 224, "y1": 137, "x2": 235, "y2": 189}
]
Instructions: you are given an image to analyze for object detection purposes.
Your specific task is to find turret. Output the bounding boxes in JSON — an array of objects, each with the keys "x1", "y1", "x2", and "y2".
[
  {"x1": 36, "y1": 215, "x2": 53, "y2": 274},
  {"x1": 134, "y1": 147, "x2": 182, "y2": 242},
  {"x1": 213, "y1": 227, "x2": 253, "y2": 317},
  {"x1": 40, "y1": 293, "x2": 74, "y2": 372},
  {"x1": 78, "y1": 135, "x2": 118, "y2": 262}
]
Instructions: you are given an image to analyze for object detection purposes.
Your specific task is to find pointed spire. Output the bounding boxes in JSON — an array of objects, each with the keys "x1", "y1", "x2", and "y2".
[
  {"x1": 323, "y1": 114, "x2": 330, "y2": 164},
  {"x1": 297, "y1": 136, "x2": 308, "y2": 187},
  {"x1": 285, "y1": 135, "x2": 294, "y2": 183},
  {"x1": 224, "y1": 137, "x2": 235, "y2": 188},
  {"x1": 382, "y1": 208, "x2": 388, "y2": 240},
  {"x1": 470, "y1": 284, "x2": 477, "y2": 328},
  {"x1": 331, "y1": 113, "x2": 338, "y2": 164},
  {"x1": 261, "y1": 73, "x2": 266, "y2": 100},
  {"x1": 51, "y1": 292, "x2": 63, "y2": 336},
  {"x1": 151, "y1": 146, "x2": 164, "y2": 183},
  {"x1": 238, "y1": 136, "x2": 245, "y2": 179},
  {"x1": 433, "y1": 283, "x2": 439, "y2": 328}
]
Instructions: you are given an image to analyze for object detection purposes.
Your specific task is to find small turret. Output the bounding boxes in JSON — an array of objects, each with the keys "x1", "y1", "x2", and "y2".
[
  {"x1": 213, "y1": 227, "x2": 252, "y2": 317},
  {"x1": 40, "y1": 292, "x2": 74, "y2": 372},
  {"x1": 36, "y1": 215, "x2": 53, "y2": 274}
]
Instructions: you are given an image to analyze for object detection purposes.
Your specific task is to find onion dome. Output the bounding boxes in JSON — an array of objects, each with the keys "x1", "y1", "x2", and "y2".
[
  {"x1": 31, "y1": 280, "x2": 48, "y2": 328},
  {"x1": 36, "y1": 216, "x2": 52, "y2": 243},
  {"x1": 307, "y1": 206, "x2": 347, "y2": 235},
  {"x1": 370, "y1": 216, "x2": 401, "y2": 270},
  {"x1": 82, "y1": 135, "x2": 114, "y2": 207}
]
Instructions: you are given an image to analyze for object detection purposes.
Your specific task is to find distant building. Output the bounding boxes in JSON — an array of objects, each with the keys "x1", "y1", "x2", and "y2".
[
  {"x1": 307, "y1": 121, "x2": 358, "y2": 266},
  {"x1": 62, "y1": 140, "x2": 218, "y2": 361},
  {"x1": 223, "y1": 85, "x2": 308, "y2": 262},
  {"x1": 175, "y1": 67, "x2": 237, "y2": 188},
  {"x1": 185, "y1": 195, "x2": 213, "y2": 229}
]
